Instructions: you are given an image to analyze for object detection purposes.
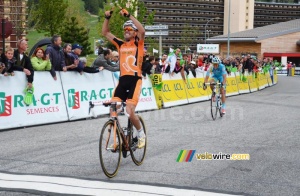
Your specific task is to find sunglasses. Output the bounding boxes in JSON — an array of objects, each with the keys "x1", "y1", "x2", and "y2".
[
  {"x1": 114, "y1": 56, "x2": 119, "y2": 58},
  {"x1": 124, "y1": 27, "x2": 135, "y2": 32}
]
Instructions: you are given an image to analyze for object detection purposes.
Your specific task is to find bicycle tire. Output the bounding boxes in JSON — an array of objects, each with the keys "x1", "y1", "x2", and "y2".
[
  {"x1": 99, "y1": 120, "x2": 122, "y2": 178},
  {"x1": 129, "y1": 115, "x2": 147, "y2": 166},
  {"x1": 211, "y1": 94, "x2": 218, "y2": 120},
  {"x1": 219, "y1": 99, "x2": 223, "y2": 117}
]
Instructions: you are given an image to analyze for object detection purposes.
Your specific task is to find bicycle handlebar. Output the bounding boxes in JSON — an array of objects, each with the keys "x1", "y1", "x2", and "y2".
[{"x1": 204, "y1": 82, "x2": 222, "y2": 85}]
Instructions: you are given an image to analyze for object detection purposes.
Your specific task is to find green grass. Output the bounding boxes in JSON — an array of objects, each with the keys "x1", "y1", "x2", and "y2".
[{"x1": 27, "y1": 0, "x2": 100, "y2": 66}]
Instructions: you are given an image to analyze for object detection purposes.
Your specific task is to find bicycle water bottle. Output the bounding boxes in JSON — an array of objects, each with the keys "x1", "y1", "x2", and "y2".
[{"x1": 123, "y1": 127, "x2": 128, "y2": 136}]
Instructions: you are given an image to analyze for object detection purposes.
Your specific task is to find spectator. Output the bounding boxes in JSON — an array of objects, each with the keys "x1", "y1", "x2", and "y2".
[
  {"x1": 68, "y1": 43, "x2": 85, "y2": 74},
  {"x1": 166, "y1": 48, "x2": 186, "y2": 82},
  {"x1": 242, "y1": 54, "x2": 254, "y2": 73},
  {"x1": 153, "y1": 57, "x2": 162, "y2": 74},
  {"x1": 63, "y1": 43, "x2": 78, "y2": 71},
  {"x1": 186, "y1": 61, "x2": 197, "y2": 78},
  {"x1": 14, "y1": 39, "x2": 35, "y2": 106},
  {"x1": 182, "y1": 53, "x2": 192, "y2": 77},
  {"x1": 45, "y1": 35, "x2": 67, "y2": 80},
  {"x1": 173, "y1": 57, "x2": 183, "y2": 74},
  {"x1": 111, "y1": 51, "x2": 119, "y2": 65},
  {"x1": 79, "y1": 57, "x2": 87, "y2": 67},
  {"x1": 111, "y1": 51, "x2": 120, "y2": 79},
  {"x1": 31, "y1": 47, "x2": 52, "y2": 71},
  {"x1": 1, "y1": 47, "x2": 16, "y2": 76},
  {"x1": 91, "y1": 48, "x2": 119, "y2": 72},
  {"x1": 81, "y1": 57, "x2": 99, "y2": 73},
  {"x1": 159, "y1": 53, "x2": 168, "y2": 73},
  {"x1": 13, "y1": 39, "x2": 34, "y2": 88},
  {"x1": 287, "y1": 61, "x2": 292, "y2": 76},
  {"x1": 142, "y1": 55, "x2": 155, "y2": 78},
  {"x1": 143, "y1": 47, "x2": 149, "y2": 62},
  {"x1": 197, "y1": 55, "x2": 204, "y2": 68}
]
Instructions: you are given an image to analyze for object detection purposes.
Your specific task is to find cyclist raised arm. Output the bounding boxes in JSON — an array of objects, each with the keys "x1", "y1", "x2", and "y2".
[
  {"x1": 203, "y1": 56, "x2": 227, "y2": 114},
  {"x1": 102, "y1": 7, "x2": 146, "y2": 149}
]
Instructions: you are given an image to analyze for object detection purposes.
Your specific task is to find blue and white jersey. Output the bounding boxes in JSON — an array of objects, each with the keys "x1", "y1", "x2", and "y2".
[{"x1": 206, "y1": 63, "x2": 227, "y2": 78}]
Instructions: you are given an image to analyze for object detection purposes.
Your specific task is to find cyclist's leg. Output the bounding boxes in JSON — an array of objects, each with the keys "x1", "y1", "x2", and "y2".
[
  {"x1": 125, "y1": 103, "x2": 141, "y2": 130},
  {"x1": 126, "y1": 77, "x2": 145, "y2": 148},
  {"x1": 218, "y1": 76, "x2": 226, "y2": 112},
  {"x1": 126, "y1": 77, "x2": 142, "y2": 131}
]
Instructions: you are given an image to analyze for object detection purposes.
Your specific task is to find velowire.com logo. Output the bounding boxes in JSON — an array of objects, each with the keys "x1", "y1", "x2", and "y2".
[{"x1": 177, "y1": 150, "x2": 250, "y2": 162}]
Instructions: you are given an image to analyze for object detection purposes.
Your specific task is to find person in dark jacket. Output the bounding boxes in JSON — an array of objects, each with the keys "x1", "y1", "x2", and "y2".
[
  {"x1": 242, "y1": 54, "x2": 254, "y2": 73},
  {"x1": 13, "y1": 39, "x2": 34, "y2": 89},
  {"x1": 91, "y1": 48, "x2": 119, "y2": 72},
  {"x1": 142, "y1": 55, "x2": 155, "y2": 78},
  {"x1": 68, "y1": 43, "x2": 85, "y2": 74},
  {"x1": 45, "y1": 35, "x2": 67, "y2": 80}
]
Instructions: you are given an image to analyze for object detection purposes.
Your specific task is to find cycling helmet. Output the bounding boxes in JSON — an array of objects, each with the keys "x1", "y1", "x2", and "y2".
[
  {"x1": 211, "y1": 56, "x2": 221, "y2": 64},
  {"x1": 123, "y1": 20, "x2": 138, "y2": 31}
]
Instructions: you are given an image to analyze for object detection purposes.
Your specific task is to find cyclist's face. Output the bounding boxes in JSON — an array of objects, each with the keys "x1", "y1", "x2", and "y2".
[
  {"x1": 123, "y1": 26, "x2": 136, "y2": 41},
  {"x1": 213, "y1": 63, "x2": 218, "y2": 68}
]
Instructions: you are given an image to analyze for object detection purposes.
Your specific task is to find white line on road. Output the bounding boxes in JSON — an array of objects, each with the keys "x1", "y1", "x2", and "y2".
[{"x1": 0, "y1": 172, "x2": 238, "y2": 196}]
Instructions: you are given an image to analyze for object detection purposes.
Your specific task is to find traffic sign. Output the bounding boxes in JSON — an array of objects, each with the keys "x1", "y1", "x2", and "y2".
[
  {"x1": 145, "y1": 25, "x2": 168, "y2": 30},
  {"x1": 145, "y1": 31, "x2": 169, "y2": 36}
]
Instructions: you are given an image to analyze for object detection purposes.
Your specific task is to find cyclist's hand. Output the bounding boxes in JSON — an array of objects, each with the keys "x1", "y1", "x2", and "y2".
[
  {"x1": 120, "y1": 8, "x2": 130, "y2": 17},
  {"x1": 104, "y1": 10, "x2": 113, "y2": 19},
  {"x1": 203, "y1": 83, "x2": 207, "y2": 90}
]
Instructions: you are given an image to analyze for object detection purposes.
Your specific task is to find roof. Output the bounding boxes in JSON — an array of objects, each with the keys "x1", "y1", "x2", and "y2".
[{"x1": 207, "y1": 19, "x2": 300, "y2": 43}]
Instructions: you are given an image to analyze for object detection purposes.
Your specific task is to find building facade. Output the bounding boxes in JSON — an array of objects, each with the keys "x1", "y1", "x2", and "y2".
[
  {"x1": 0, "y1": 0, "x2": 27, "y2": 53},
  {"x1": 141, "y1": 0, "x2": 300, "y2": 53}
]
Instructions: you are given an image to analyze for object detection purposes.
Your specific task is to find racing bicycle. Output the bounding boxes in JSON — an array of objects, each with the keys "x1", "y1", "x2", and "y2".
[
  {"x1": 89, "y1": 101, "x2": 147, "y2": 178},
  {"x1": 205, "y1": 82, "x2": 224, "y2": 120}
]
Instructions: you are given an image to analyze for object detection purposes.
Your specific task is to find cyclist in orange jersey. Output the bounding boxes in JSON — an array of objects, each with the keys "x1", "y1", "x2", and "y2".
[{"x1": 102, "y1": 8, "x2": 146, "y2": 148}]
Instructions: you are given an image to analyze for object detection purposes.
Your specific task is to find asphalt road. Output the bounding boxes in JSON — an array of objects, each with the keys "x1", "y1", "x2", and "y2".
[{"x1": 0, "y1": 75, "x2": 299, "y2": 196}]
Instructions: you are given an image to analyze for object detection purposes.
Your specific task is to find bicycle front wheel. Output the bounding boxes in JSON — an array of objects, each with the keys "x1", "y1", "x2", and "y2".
[
  {"x1": 210, "y1": 94, "x2": 218, "y2": 120},
  {"x1": 219, "y1": 100, "x2": 223, "y2": 117},
  {"x1": 129, "y1": 115, "x2": 147, "y2": 166},
  {"x1": 99, "y1": 120, "x2": 122, "y2": 178}
]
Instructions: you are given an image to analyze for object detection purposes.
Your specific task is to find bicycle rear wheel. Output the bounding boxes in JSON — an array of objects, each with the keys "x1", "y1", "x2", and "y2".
[
  {"x1": 99, "y1": 120, "x2": 122, "y2": 178},
  {"x1": 210, "y1": 94, "x2": 218, "y2": 120},
  {"x1": 129, "y1": 115, "x2": 147, "y2": 166}
]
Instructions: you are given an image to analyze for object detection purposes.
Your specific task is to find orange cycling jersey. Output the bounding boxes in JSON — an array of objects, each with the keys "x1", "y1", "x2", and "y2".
[{"x1": 112, "y1": 38, "x2": 144, "y2": 77}]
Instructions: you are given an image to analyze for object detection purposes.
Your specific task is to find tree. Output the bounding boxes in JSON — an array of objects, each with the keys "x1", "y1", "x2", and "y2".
[
  {"x1": 65, "y1": 0, "x2": 88, "y2": 27},
  {"x1": 83, "y1": 0, "x2": 100, "y2": 15},
  {"x1": 30, "y1": 0, "x2": 68, "y2": 36},
  {"x1": 60, "y1": 17, "x2": 93, "y2": 56},
  {"x1": 98, "y1": 0, "x2": 155, "y2": 49},
  {"x1": 181, "y1": 24, "x2": 199, "y2": 54}
]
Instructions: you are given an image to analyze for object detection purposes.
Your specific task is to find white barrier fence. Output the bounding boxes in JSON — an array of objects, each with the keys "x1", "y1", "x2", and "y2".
[
  {"x1": 0, "y1": 72, "x2": 68, "y2": 130},
  {"x1": 0, "y1": 69, "x2": 277, "y2": 130}
]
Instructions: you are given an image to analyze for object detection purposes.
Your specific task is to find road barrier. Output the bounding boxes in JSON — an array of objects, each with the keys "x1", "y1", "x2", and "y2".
[{"x1": 0, "y1": 69, "x2": 278, "y2": 130}]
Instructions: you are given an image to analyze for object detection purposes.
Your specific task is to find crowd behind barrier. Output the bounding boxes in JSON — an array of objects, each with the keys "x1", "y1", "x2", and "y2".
[{"x1": 0, "y1": 68, "x2": 277, "y2": 130}]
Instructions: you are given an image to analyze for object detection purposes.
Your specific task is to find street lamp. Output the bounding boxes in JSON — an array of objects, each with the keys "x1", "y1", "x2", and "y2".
[
  {"x1": 205, "y1": 17, "x2": 220, "y2": 44},
  {"x1": 227, "y1": 0, "x2": 231, "y2": 58},
  {"x1": 207, "y1": 30, "x2": 211, "y2": 40}
]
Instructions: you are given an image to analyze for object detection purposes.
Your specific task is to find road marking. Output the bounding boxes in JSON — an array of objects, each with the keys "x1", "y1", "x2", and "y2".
[{"x1": 0, "y1": 172, "x2": 238, "y2": 196}]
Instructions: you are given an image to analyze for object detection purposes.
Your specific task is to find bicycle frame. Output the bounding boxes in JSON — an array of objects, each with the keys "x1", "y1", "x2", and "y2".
[{"x1": 89, "y1": 101, "x2": 131, "y2": 152}]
